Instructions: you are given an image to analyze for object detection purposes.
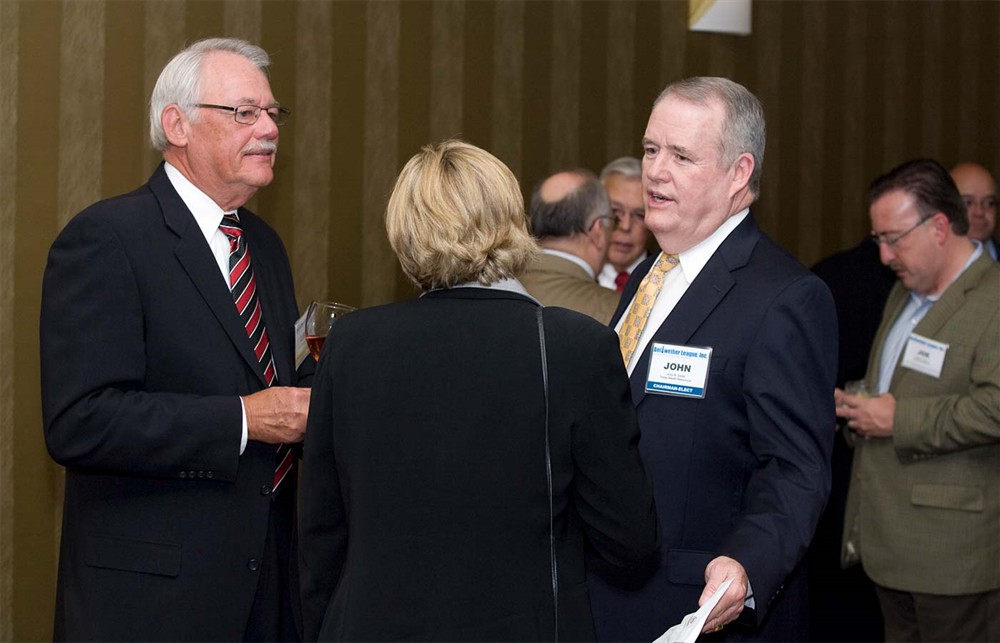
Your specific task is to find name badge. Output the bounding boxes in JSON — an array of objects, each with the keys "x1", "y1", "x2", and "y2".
[
  {"x1": 900, "y1": 333, "x2": 948, "y2": 379},
  {"x1": 645, "y1": 342, "x2": 713, "y2": 398},
  {"x1": 294, "y1": 310, "x2": 309, "y2": 369}
]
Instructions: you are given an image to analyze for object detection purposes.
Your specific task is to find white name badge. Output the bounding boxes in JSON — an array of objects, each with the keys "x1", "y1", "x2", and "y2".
[
  {"x1": 294, "y1": 310, "x2": 309, "y2": 369},
  {"x1": 645, "y1": 342, "x2": 713, "y2": 398},
  {"x1": 900, "y1": 333, "x2": 948, "y2": 379}
]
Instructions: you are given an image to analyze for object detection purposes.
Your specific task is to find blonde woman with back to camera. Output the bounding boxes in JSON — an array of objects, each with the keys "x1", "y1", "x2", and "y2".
[{"x1": 298, "y1": 139, "x2": 659, "y2": 642}]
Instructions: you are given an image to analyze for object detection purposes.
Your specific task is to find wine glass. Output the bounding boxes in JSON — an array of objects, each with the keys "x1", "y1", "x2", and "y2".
[{"x1": 305, "y1": 301, "x2": 356, "y2": 360}]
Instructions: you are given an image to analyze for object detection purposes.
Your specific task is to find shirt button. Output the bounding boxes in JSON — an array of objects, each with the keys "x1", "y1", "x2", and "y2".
[
  {"x1": 260, "y1": 484, "x2": 272, "y2": 496},
  {"x1": 247, "y1": 558, "x2": 259, "y2": 571}
]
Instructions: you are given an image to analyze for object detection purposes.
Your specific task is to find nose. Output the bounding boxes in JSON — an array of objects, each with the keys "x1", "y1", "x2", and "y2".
[
  {"x1": 616, "y1": 212, "x2": 633, "y2": 232},
  {"x1": 878, "y1": 241, "x2": 895, "y2": 265},
  {"x1": 645, "y1": 154, "x2": 670, "y2": 184},
  {"x1": 256, "y1": 111, "x2": 280, "y2": 139}
]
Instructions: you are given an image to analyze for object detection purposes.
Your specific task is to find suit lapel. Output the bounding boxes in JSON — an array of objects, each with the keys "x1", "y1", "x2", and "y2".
[
  {"x1": 888, "y1": 252, "x2": 992, "y2": 391},
  {"x1": 148, "y1": 165, "x2": 269, "y2": 386},
  {"x1": 628, "y1": 214, "x2": 757, "y2": 405}
]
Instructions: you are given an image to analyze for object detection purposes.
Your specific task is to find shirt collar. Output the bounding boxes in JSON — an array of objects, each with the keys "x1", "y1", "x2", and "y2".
[
  {"x1": 164, "y1": 162, "x2": 232, "y2": 243},
  {"x1": 541, "y1": 248, "x2": 596, "y2": 279},
  {"x1": 673, "y1": 208, "x2": 749, "y2": 283}
]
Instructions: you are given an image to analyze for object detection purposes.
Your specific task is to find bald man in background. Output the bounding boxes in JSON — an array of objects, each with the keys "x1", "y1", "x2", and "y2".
[
  {"x1": 950, "y1": 162, "x2": 998, "y2": 260},
  {"x1": 519, "y1": 169, "x2": 621, "y2": 324}
]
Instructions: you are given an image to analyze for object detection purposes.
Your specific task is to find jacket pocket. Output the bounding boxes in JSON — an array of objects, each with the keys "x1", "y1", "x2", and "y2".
[
  {"x1": 665, "y1": 549, "x2": 716, "y2": 585},
  {"x1": 911, "y1": 483, "x2": 984, "y2": 512},
  {"x1": 85, "y1": 533, "x2": 182, "y2": 577}
]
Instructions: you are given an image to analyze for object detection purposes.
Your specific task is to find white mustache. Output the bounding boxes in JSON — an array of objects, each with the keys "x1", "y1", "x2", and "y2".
[{"x1": 244, "y1": 141, "x2": 277, "y2": 155}]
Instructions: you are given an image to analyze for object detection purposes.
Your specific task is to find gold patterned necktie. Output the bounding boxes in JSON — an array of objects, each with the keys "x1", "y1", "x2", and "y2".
[{"x1": 619, "y1": 252, "x2": 680, "y2": 365}]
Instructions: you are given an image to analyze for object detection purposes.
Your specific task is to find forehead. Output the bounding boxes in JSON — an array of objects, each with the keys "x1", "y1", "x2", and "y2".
[
  {"x1": 645, "y1": 95, "x2": 724, "y2": 147},
  {"x1": 199, "y1": 51, "x2": 273, "y2": 102},
  {"x1": 870, "y1": 189, "x2": 921, "y2": 225},
  {"x1": 604, "y1": 174, "x2": 642, "y2": 201},
  {"x1": 952, "y1": 167, "x2": 996, "y2": 195}
]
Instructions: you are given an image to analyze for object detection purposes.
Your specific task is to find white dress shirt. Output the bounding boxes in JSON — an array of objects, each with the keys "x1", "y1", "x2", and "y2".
[
  {"x1": 616, "y1": 209, "x2": 749, "y2": 376},
  {"x1": 164, "y1": 162, "x2": 249, "y2": 454}
]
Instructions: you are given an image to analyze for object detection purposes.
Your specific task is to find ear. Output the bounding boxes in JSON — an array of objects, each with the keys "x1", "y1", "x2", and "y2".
[
  {"x1": 728, "y1": 152, "x2": 754, "y2": 197},
  {"x1": 585, "y1": 217, "x2": 608, "y2": 249},
  {"x1": 161, "y1": 104, "x2": 189, "y2": 148},
  {"x1": 929, "y1": 212, "x2": 950, "y2": 242}
]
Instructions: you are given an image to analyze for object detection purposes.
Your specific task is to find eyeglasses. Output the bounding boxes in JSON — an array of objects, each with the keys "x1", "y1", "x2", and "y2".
[
  {"x1": 194, "y1": 103, "x2": 291, "y2": 126},
  {"x1": 611, "y1": 206, "x2": 646, "y2": 228},
  {"x1": 962, "y1": 196, "x2": 997, "y2": 212},
  {"x1": 870, "y1": 215, "x2": 932, "y2": 247},
  {"x1": 592, "y1": 215, "x2": 615, "y2": 230}
]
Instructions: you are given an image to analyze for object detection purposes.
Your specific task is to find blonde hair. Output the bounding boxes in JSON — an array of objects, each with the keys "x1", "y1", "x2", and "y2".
[{"x1": 385, "y1": 140, "x2": 539, "y2": 290}]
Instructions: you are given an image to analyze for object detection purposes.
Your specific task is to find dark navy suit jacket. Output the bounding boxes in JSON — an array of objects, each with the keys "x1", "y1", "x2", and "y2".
[
  {"x1": 587, "y1": 213, "x2": 838, "y2": 641},
  {"x1": 41, "y1": 164, "x2": 313, "y2": 640}
]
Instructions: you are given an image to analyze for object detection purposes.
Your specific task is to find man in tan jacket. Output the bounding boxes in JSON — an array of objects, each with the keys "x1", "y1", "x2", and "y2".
[
  {"x1": 519, "y1": 169, "x2": 621, "y2": 324},
  {"x1": 837, "y1": 158, "x2": 1000, "y2": 642}
]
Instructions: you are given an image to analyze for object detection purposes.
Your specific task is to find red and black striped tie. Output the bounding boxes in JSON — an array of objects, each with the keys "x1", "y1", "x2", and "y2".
[{"x1": 220, "y1": 213, "x2": 294, "y2": 494}]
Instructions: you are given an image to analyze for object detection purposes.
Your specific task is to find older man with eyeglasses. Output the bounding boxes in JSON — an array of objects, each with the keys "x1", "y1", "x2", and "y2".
[
  {"x1": 40, "y1": 38, "x2": 313, "y2": 641},
  {"x1": 837, "y1": 158, "x2": 1000, "y2": 642}
]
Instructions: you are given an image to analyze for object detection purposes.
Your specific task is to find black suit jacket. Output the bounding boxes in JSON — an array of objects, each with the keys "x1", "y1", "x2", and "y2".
[
  {"x1": 587, "y1": 214, "x2": 837, "y2": 642},
  {"x1": 298, "y1": 287, "x2": 659, "y2": 642},
  {"x1": 40, "y1": 164, "x2": 313, "y2": 641}
]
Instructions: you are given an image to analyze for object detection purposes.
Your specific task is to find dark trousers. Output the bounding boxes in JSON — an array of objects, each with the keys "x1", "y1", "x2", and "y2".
[{"x1": 875, "y1": 585, "x2": 1000, "y2": 642}]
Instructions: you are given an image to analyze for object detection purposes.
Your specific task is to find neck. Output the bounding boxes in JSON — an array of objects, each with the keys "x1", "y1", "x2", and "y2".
[{"x1": 541, "y1": 236, "x2": 601, "y2": 275}]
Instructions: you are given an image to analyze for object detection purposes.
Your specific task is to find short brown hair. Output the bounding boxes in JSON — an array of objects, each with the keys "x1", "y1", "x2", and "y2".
[{"x1": 385, "y1": 140, "x2": 539, "y2": 290}]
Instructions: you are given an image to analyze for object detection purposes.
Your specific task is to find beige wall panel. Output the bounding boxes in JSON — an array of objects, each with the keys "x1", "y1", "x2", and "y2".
[
  {"x1": 606, "y1": 1, "x2": 635, "y2": 162},
  {"x1": 430, "y1": 1, "x2": 464, "y2": 143},
  {"x1": 223, "y1": 0, "x2": 262, "y2": 44},
  {"x1": 799, "y1": 0, "x2": 826, "y2": 259},
  {"x1": 752, "y1": 2, "x2": 781, "y2": 236},
  {"x1": 491, "y1": 0, "x2": 524, "y2": 178},
  {"x1": 919, "y1": 2, "x2": 944, "y2": 160},
  {"x1": 549, "y1": 0, "x2": 581, "y2": 170},
  {"x1": 58, "y1": 0, "x2": 105, "y2": 229},
  {"x1": 144, "y1": 1, "x2": 186, "y2": 170},
  {"x1": 840, "y1": 1, "x2": 870, "y2": 240},
  {"x1": 361, "y1": 1, "x2": 400, "y2": 307},
  {"x1": 292, "y1": 2, "x2": 333, "y2": 305},
  {"x1": 0, "y1": 5, "x2": 18, "y2": 640}
]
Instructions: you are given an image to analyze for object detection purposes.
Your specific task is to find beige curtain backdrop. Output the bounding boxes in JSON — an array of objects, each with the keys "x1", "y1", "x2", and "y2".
[{"x1": 2, "y1": 1, "x2": 999, "y2": 639}]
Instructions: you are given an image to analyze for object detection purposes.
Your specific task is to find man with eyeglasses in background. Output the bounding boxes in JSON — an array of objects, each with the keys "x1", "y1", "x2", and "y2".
[
  {"x1": 597, "y1": 157, "x2": 651, "y2": 293},
  {"x1": 950, "y1": 162, "x2": 999, "y2": 260},
  {"x1": 519, "y1": 169, "x2": 622, "y2": 324},
  {"x1": 837, "y1": 158, "x2": 1000, "y2": 642},
  {"x1": 40, "y1": 38, "x2": 313, "y2": 641}
]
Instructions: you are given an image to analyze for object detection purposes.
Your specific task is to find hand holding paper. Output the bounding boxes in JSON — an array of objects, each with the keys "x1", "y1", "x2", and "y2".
[
  {"x1": 699, "y1": 556, "x2": 748, "y2": 633},
  {"x1": 653, "y1": 578, "x2": 733, "y2": 643}
]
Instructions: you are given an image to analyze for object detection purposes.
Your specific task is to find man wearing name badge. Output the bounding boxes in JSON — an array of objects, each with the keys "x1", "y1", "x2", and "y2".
[
  {"x1": 586, "y1": 76, "x2": 838, "y2": 641},
  {"x1": 40, "y1": 38, "x2": 312, "y2": 641},
  {"x1": 836, "y1": 159, "x2": 1000, "y2": 642}
]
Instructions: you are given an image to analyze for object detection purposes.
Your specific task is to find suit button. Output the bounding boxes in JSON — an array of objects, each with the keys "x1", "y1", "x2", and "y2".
[
  {"x1": 197, "y1": 471, "x2": 205, "y2": 479},
  {"x1": 188, "y1": 470, "x2": 196, "y2": 478},
  {"x1": 179, "y1": 471, "x2": 187, "y2": 479},
  {"x1": 206, "y1": 471, "x2": 214, "y2": 479},
  {"x1": 260, "y1": 484, "x2": 272, "y2": 496},
  {"x1": 247, "y1": 558, "x2": 259, "y2": 571}
]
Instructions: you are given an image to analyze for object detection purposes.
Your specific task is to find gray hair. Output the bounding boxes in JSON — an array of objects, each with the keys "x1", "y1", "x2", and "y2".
[
  {"x1": 655, "y1": 77, "x2": 765, "y2": 196},
  {"x1": 149, "y1": 38, "x2": 271, "y2": 152},
  {"x1": 529, "y1": 170, "x2": 611, "y2": 239},
  {"x1": 600, "y1": 156, "x2": 642, "y2": 182}
]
